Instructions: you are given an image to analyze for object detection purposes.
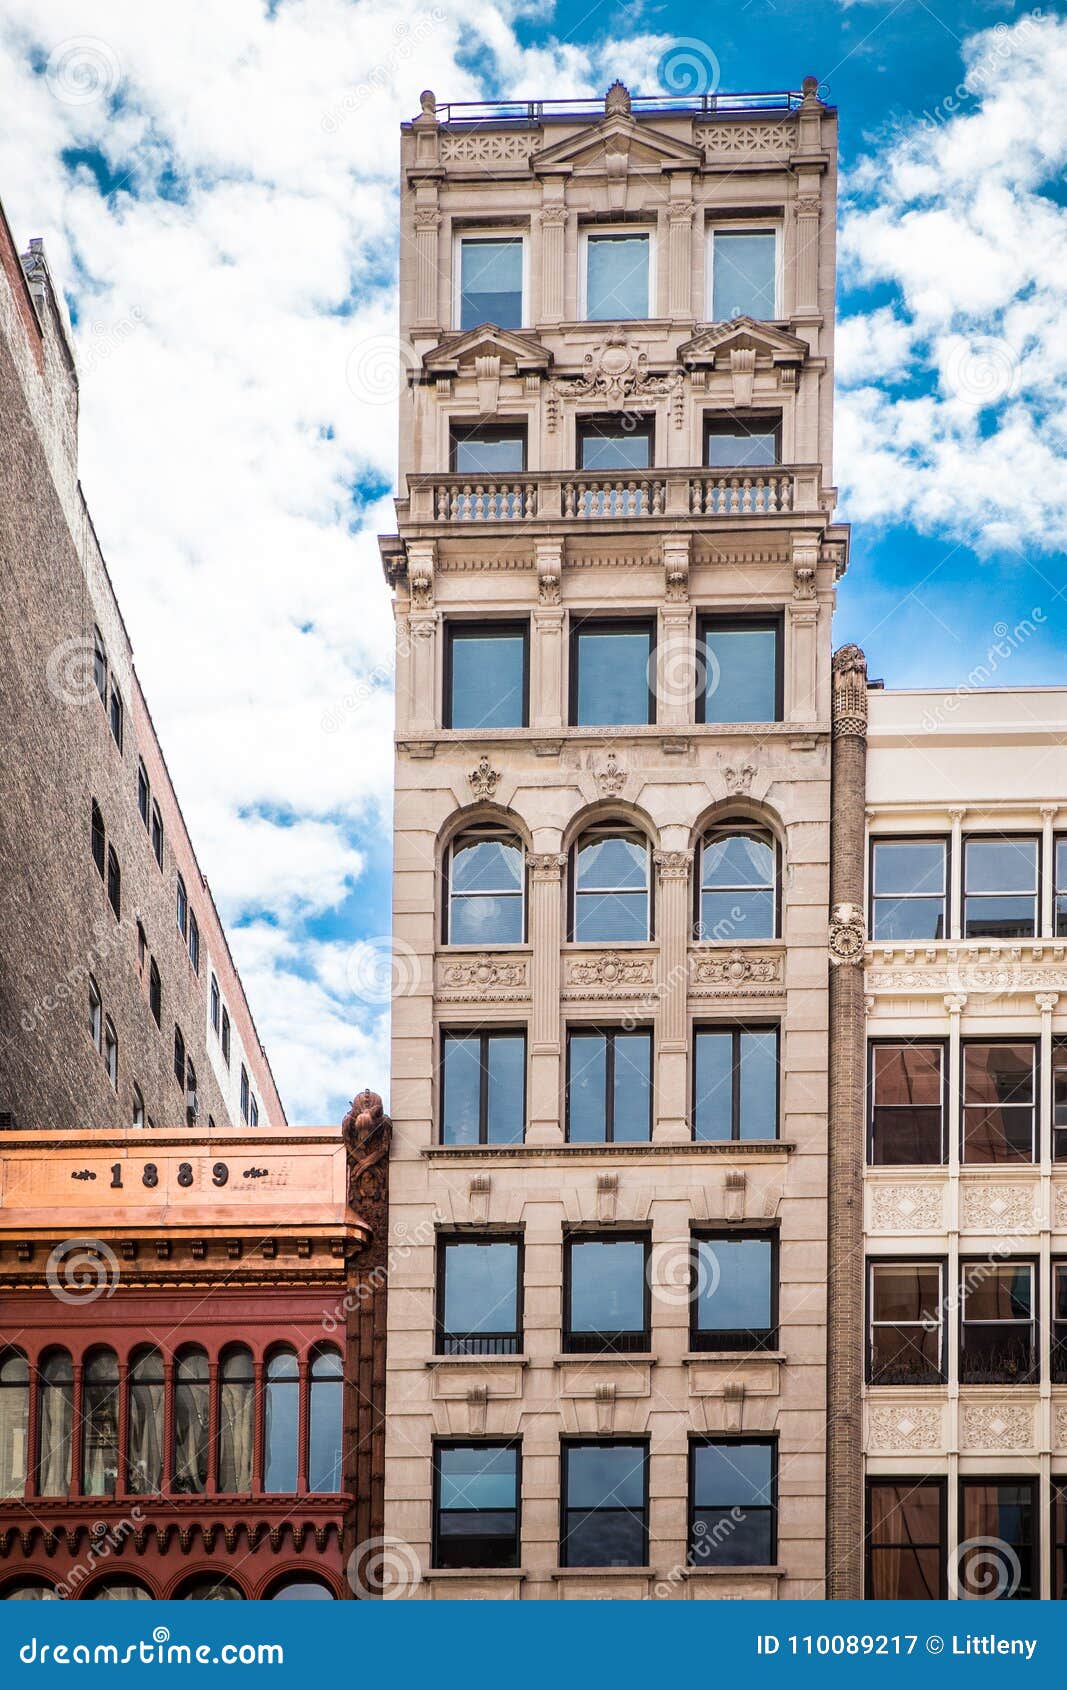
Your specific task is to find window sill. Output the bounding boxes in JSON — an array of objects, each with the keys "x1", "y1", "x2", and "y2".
[
  {"x1": 550, "y1": 1566, "x2": 652, "y2": 1579},
  {"x1": 425, "y1": 1142, "x2": 795, "y2": 1161},
  {"x1": 427, "y1": 1353, "x2": 529, "y2": 1367},
  {"x1": 555, "y1": 1352, "x2": 656, "y2": 1366},
  {"x1": 427, "y1": 1567, "x2": 526, "y2": 1580},
  {"x1": 683, "y1": 1351, "x2": 786, "y2": 1365},
  {"x1": 682, "y1": 1565, "x2": 784, "y2": 1579}
]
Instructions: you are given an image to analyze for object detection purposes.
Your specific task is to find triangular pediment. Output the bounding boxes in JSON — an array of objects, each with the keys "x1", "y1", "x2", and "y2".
[
  {"x1": 678, "y1": 316, "x2": 809, "y2": 368},
  {"x1": 422, "y1": 324, "x2": 552, "y2": 376},
  {"x1": 532, "y1": 113, "x2": 703, "y2": 174}
]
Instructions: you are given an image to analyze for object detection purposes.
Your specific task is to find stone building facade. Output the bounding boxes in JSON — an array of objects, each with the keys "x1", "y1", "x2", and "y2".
[
  {"x1": 0, "y1": 200, "x2": 282, "y2": 1134},
  {"x1": 380, "y1": 80, "x2": 849, "y2": 1598}
]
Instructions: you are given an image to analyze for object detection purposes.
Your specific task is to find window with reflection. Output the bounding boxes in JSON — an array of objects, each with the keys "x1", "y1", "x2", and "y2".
[
  {"x1": 564, "y1": 1236, "x2": 649, "y2": 1354},
  {"x1": 570, "y1": 619, "x2": 654, "y2": 727},
  {"x1": 150, "y1": 801, "x2": 164, "y2": 869},
  {"x1": 868, "y1": 1262, "x2": 944, "y2": 1385},
  {"x1": 866, "y1": 1481, "x2": 945, "y2": 1600},
  {"x1": 690, "y1": 1439, "x2": 776, "y2": 1567},
  {"x1": 697, "y1": 828, "x2": 776, "y2": 941},
  {"x1": 449, "y1": 423, "x2": 527, "y2": 474},
  {"x1": 1056, "y1": 1042, "x2": 1067, "y2": 1164},
  {"x1": 704, "y1": 416, "x2": 780, "y2": 467},
  {"x1": 0, "y1": 1353, "x2": 28, "y2": 1497},
  {"x1": 437, "y1": 1237, "x2": 522, "y2": 1357},
  {"x1": 177, "y1": 1576, "x2": 244, "y2": 1600},
  {"x1": 575, "y1": 416, "x2": 653, "y2": 472},
  {"x1": 106, "y1": 846, "x2": 121, "y2": 919},
  {"x1": 308, "y1": 1348, "x2": 343, "y2": 1493},
  {"x1": 434, "y1": 1442, "x2": 520, "y2": 1569},
  {"x1": 1053, "y1": 1265, "x2": 1067, "y2": 1384},
  {"x1": 562, "y1": 1441, "x2": 648, "y2": 1567},
  {"x1": 566, "y1": 1028, "x2": 652, "y2": 1144},
  {"x1": 961, "y1": 1260, "x2": 1036, "y2": 1384},
  {"x1": 104, "y1": 1019, "x2": 118, "y2": 1090},
  {"x1": 962, "y1": 1041, "x2": 1036, "y2": 1164},
  {"x1": 264, "y1": 1348, "x2": 299, "y2": 1494},
  {"x1": 698, "y1": 617, "x2": 780, "y2": 725},
  {"x1": 82, "y1": 1349, "x2": 119, "y2": 1497},
  {"x1": 692, "y1": 1235, "x2": 776, "y2": 1351},
  {"x1": 218, "y1": 1347, "x2": 255, "y2": 1494},
  {"x1": 88, "y1": 977, "x2": 102, "y2": 1050},
  {"x1": 0, "y1": 1580, "x2": 58, "y2": 1600},
  {"x1": 149, "y1": 959, "x2": 161, "y2": 1027},
  {"x1": 441, "y1": 1029, "x2": 525, "y2": 1147},
  {"x1": 583, "y1": 231, "x2": 652, "y2": 321},
  {"x1": 963, "y1": 836, "x2": 1039, "y2": 939},
  {"x1": 1058, "y1": 839, "x2": 1067, "y2": 937},
  {"x1": 457, "y1": 236, "x2": 524, "y2": 330},
  {"x1": 137, "y1": 761, "x2": 150, "y2": 828},
  {"x1": 268, "y1": 1579, "x2": 335, "y2": 1600},
  {"x1": 445, "y1": 622, "x2": 528, "y2": 731},
  {"x1": 91, "y1": 800, "x2": 105, "y2": 878},
  {"x1": 572, "y1": 829, "x2": 650, "y2": 943},
  {"x1": 127, "y1": 1347, "x2": 163, "y2": 1495},
  {"x1": 870, "y1": 839, "x2": 948, "y2": 942},
  {"x1": 693, "y1": 1026, "x2": 778, "y2": 1142},
  {"x1": 89, "y1": 1579, "x2": 151, "y2": 1600},
  {"x1": 709, "y1": 228, "x2": 778, "y2": 321},
  {"x1": 1054, "y1": 1484, "x2": 1067, "y2": 1599},
  {"x1": 959, "y1": 1483, "x2": 1034, "y2": 1599},
  {"x1": 173, "y1": 1348, "x2": 209, "y2": 1494},
  {"x1": 446, "y1": 829, "x2": 524, "y2": 945},
  {"x1": 37, "y1": 1351, "x2": 73, "y2": 1496},
  {"x1": 868, "y1": 1042, "x2": 945, "y2": 1165}
]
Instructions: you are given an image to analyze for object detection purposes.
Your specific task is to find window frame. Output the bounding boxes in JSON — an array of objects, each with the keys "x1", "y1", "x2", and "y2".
[
  {"x1": 962, "y1": 831, "x2": 1041, "y2": 942},
  {"x1": 448, "y1": 421, "x2": 528, "y2": 475},
  {"x1": 691, "y1": 1023, "x2": 781, "y2": 1144},
  {"x1": 88, "y1": 977, "x2": 102, "y2": 1051},
  {"x1": 439, "y1": 1027, "x2": 528, "y2": 1148},
  {"x1": 569, "y1": 824, "x2": 653, "y2": 945},
  {"x1": 690, "y1": 1229, "x2": 779, "y2": 1352},
  {"x1": 148, "y1": 959, "x2": 161, "y2": 1028},
  {"x1": 1052, "y1": 1259, "x2": 1067, "y2": 1384},
  {"x1": 93, "y1": 627, "x2": 107, "y2": 705},
  {"x1": 435, "y1": 1232, "x2": 524, "y2": 1357},
  {"x1": 559, "y1": 1436, "x2": 650, "y2": 1569},
  {"x1": 210, "y1": 974, "x2": 221, "y2": 1034},
  {"x1": 221, "y1": 1007, "x2": 231, "y2": 1066},
  {"x1": 702, "y1": 411, "x2": 782, "y2": 468},
  {"x1": 961, "y1": 1036, "x2": 1039, "y2": 1165},
  {"x1": 865, "y1": 1477, "x2": 947, "y2": 1601},
  {"x1": 868, "y1": 834, "x2": 950, "y2": 945},
  {"x1": 568, "y1": 615, "x2": 657, "y2": 728},
  {"x1": 443, "y1": 619, "x2": 530, "y2": 732},
  {"x1": 443, "y1": 826, "x2": 527, "y2": 948},
  {"x1": 574, "y1": 413, "x2": 656, "y2": 473},
  {"x1": 1056, "y1": 834, "x2": 1067, "y2": 939},
  {"x1": 688, "y1": 1434, "x2": 778, "y2": 1569},
  {"x1": 564, "y1": 1025, "x2": 653, "y2": 1145},
  {"x1": 867, "y1": 1037, "x2": 948, "y2": 1167},
  {"x1": 432, "y1": 1438, "x2": 522, "y2": 1571},
  {"x1": 108, "y1": 685, "x2": 123, "y2": 750},
  {"x1": 562, "y1": 1231, "x2": 652, "y2": 1355},
  {"x1": 106, "y1": 846, "x2": 121, "y2": 920},
  {"x1": 1053, "y1": 1480, "x2": 1067, "y2": 1598},
  {"x1": 694, "y1": 825, "x2": 780, "y2": 943},
  {"x1": 579, "y1": 225, "x2": 655, "y2": 322},
  {"x1": 173, "y1": 1025, "x2": 186, "y2": 1090},
  {"x1": 695, "y1": 612, "x2": 784, "y2": 726},
  {"x1": 957, "y1": 1477, "x2": 1036, "y2": 1600},
  {"x1": 150, "y1": 801, "x2": 164, "y2": 870},
  {"x1": 137, "y1": 760, "x2": 150, "y2": 828},
  {"x1": 959, "y1": 1256, "x2": 1038, "y2": 1386},
  {"x1": 91, "y1": 801, "x2": 105, "y2": 880},
  {"x1": 103, "y1": 1018, "x2": 118, "y2": 1091},
  {"x1": 866, "y1": 1257, "x2": 946, "y2": 1387},
  {"x1": 706, "y1": 223, "x2": 782, "y2": 322},
  {"x1": 452, "y1": 230, "x2": 528, "y2": 332}
]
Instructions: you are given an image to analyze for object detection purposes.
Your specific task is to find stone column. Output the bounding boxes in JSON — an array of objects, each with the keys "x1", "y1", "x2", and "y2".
[
  {"x1": 532, "y1": 542, "x2": 564, "y2": 732},
  {"x1": 666, "y1": 179, "x2": 694, "y2": 320},
  {"x1": 539, "y1": 194, "x2": 567, "y2": 325},
  {"x1": 528, "y1": 853, "x2": 566, "y2": 1146},
  {"x1": 825, "y1": 643, "x2": 868, "y2": 1599},
  {"x1": 1041, "y1": 808, "x2": 1058, "y2": 937},
  {"x1": 413, "y1": 199, "x2": 441, "y2": 328},
  {"x1": 341, "y1": 1091, "x2": 392, "y2": 1598},
  {"x1": 653, "y1": 849, "x2": 693, "y2": 1144},
  {"x1": 949, "y1": 808, "x2": 965, "y2": 940}
]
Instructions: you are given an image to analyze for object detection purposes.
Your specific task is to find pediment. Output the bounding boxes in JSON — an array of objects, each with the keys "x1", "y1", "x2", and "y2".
[
  {"x1": 677, "y1": 316, "x2": 808, "y2": 368},
  {"x1": 532, "y1": 113, "x2": 703, "y2": 174},
  {"x1": 422, "y1": 325, "x2": 552, "y2": 376}
]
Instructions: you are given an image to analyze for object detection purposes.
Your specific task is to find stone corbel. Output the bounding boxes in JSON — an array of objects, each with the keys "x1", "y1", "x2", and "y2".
[
  {"x1": 662, "y1": 533, "x2": 690, "y2": 604},
  {"x1": 791, "y1": 536, "x2": 818, "y2": 602},
  {"x1": 723, "y1": 1381, "x2": 745, "y2": 1435},
  {"x1": 605, "y1": 139, "x2": 630, "y2": 211},
  {"x1": 729, "y1": 346, "x2": 756, "y2": 407},
  {"x1": 475, "y1": 354, "x2": 501, "y2": 413},
  {"x1": 724, "y1": 1170, "x2": 746, "y2": 1223},
  {"x1": 597, "y1": 1173, "x2": 618, "y2": 1224},
  {"x1": 407, "y1": 540, "x2": 436, "y2": 610},
  {"x1": 595, "y1": 1382, "x2": 617, "y2": 1434},
  {"x1": 467, "y1": 1385, "x2": 488, "y2": 1436},
  {"x1": 469, "y1": 1174, "x2": 491, "y2": 1224},
  {"x1": 535, "y1": 539, "x2": 563, "y2": 606}
]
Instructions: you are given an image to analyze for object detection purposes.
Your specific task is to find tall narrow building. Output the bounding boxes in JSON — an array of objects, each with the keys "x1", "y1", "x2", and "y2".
[{"x1": 380, "y1": 78, "x2": 848, "y2": 1598}]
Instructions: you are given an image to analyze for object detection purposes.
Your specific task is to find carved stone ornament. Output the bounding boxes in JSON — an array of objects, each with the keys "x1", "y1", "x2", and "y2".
[
  {"x1": 829, "y1": 902, "x2": 866, "y2": 965},
  {"x1": 468, "y1": 756, "x2": 500, "y2": 801},
  {"x1": 960, "y1": 1403, "x2": 1034, "y2": 1452},
  {"x1": 439, "y1": 955, "x2": 529, "y2": 993},
  {"x1": 723, "y1": 761, "x2": 756, "y2": 796},
  {"x1": 691, "y1": 947, "x2": 782, "y2": 990},
  {"x1": 959, "y1": 1183, "x2": 1040, "y2": 1234},
  {"x1": 536, "y1": 542, "x2": 562, "y2": 606},
  {"x1": 549, "y1": 328, "x2": 682, "y2": 413},
  {"x1": 654, "y1": 849, "x2": 693, "y2": 881},
  {"x1": 868, "y1": 1184, "x2": 943, "y2": 1232},
  {"x1": 831, "y1": 643, "x2": 868, "y2": 739},
  {"x1": 528, "y1": 852, "x2": 567, "y2": 880},
  {"x1": 604, "y1": 79, "x2": 632, "y2": 116},
  {"x1": 867, "y1": 1405, "x2": 942, "y2": 1453},
  {"x1": 596, "y1": 750, "x2": 626, "y2": 796},
  {"x1": 567, "y1": 951, "x2": 656, "y2": 989},
  {"x1": 341, "y1": 1089, "x2": 392, "y2": 1245}
]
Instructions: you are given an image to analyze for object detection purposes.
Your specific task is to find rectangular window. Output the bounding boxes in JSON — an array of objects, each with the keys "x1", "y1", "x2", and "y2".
[
  {"x1": 561, "y1": 1441, "x2": 648, "y2": 1567},
  {"x1": 188, "y1": 911, "x2": 200, "y2": 974},
  {"x1": 690, "y1": 1439, "x2": 776, "y2": 1567},
  {"x1": 963, "y1": 835, "x2": 1039, "y2": 939},
  {"x1": 137, "y1": 761, "x2": 150, "y2": 827},
  {"x1": 437, "y1": 1236, "x2": 522, "y2": 1356},
  {"x1": 576, "y1": 416, "x2": 653, "y2": 472},
  {"x1": 962, "y1": 1041, "x2": 1036, "y2": 1164},
  {"x1": 1057, "y1": 838, "x2": 1067, "y2": 937},
  {"x1": 1053, "y1": 1263, "x2": 1067, "y2": 1383},
  {"x1": 564, "y1": 1235, "x2": 650, "y2": 1354},
  {"x1": 868, "y1": 1042, "x2": 946, "y2": 1165},
  {"x1": 571, "y1": 829, "x2": 650, "y2": 944},
  {"x1": 108, "y1": 687, "x2": 123, "y2": 750},
  {"x1": 249, "y1": 1094, "x2": 258, "y2": 1128},
  {"x1": 210, "y1": 975, "x2": 220, "y2": 1034},
  {"x1": 149, "y1": 959, "x2": 161, "y2": 1027},
  {"x1": 1054, "y1": 1484, "x2": 1067, "y2": 1598},
  {"x1": 433, "y1": 1442, "x2": 520, "y2": 1569},
  {"x1": 93, "y1": 627, "x2": 107, "y2": 703},
  {"x1": 583, "y1": 231, "x2": 652, "y2": 321},
  {"x1": 173, "y1": 1025, "x2": 185, "y2": 1088},
  {"x1": 176, "y1": 877, "x2": 188, "y2": 941},
  {"x1": 866, "y1": 1481, "x2": 945, "y2": 1600},
  {"x1": 150, "y1": 802, "x2": 164, "y2": 870},
  {"x1": 870, "y1": 838, "x2": 947, "y2": 941},
  {"x1": 570, "y1": 618, "x2": 655, "y2": 728},
  {"x1": 445, "y1": 622, "x2": 528, "y2": 732},
  {"x1": 441, "y1": 1030, "x2": 525, "y2": 1147},
  {"x1": 221, "y1": 1008, "x2": 231, "y2": 1065},
  {"x1": 449, "y1": 423, "x2": 527, "y2": 475},
  {"x1": 693, "y1": 1026, "x2": 778, "y2": 1143},
  {"x1": 566, "y1": 1028, "x2": 652, "y2": 1145},
  {"x1": 709, "y1": 228, "x2": 778, "y2": 322},
  {"x1": 692, "y1": 1233, "x2": 777, "y2": 1352},
  {"x1": 240, "y1": 1064, "x2": 250, "y2": 1123},
  {"x1": 959, "y1": 1482, "x2": 1034, "y2": 1599},
  {"x1": 704, "y1": 416, "x2": 780, "y2": 468},
  {"x1": 1056, "y1": 1042, "x2": 1067, "y2": 1163},
  {"x1": 961, "y1": 1260, "x2": 1036, "y2": 1385},
  {"x1": 868, "y1": 1261, "x2": 944, "y2": 1386},
  {"x1": 457, "y1": 236, "x2": 524, "y2": 331},
  {"x1": 698, "y1": 616, "x2": 781, "y2": 725}
]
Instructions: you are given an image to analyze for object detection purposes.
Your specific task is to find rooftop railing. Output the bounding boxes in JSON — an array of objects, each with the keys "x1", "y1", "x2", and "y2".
[{"x1": 433, "y1": 91, "x2": 807, "y2": 127}]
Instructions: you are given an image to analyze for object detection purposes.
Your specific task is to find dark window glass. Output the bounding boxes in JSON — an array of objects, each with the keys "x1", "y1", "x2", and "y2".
[
  {"x1": 0, "y1": 1352, "x2": 29, "y2": 1499},
  {"x1": 704, "y1": 418, "x2": 780, "y2": 468},
  {"x1": 88, "y1": 978, "x2": 102, "y2": 1049},
  {"x1": 562, "y1": 1442, "x2": 648, "y2": 1567},
  {"x1": 573, "y1": 831, "x2": 649, "y2": 943},
  {"x1": 176, "y1": 876, "x2": 188, "y2": 940},
  {"x1": 565, "y1": 1237, "x2": 649, "y2": 1353},
  {"x1": 1057, "y1": 840, "x2": 1067, "y2": 938},
  {"x1": 435, "y1": 1443, "x2": 519, "y2": 1569},
  {"x1": 698, "y1": 829, "x2": 776, "y2": 941},
  {"x1": 91, "y1": 801, "x2": 105, "y2": 878},
  {"x1": 961, "y1": 1261, "x2": 1035, "y2": 1384},
  {"x1": 126, "y1": 1348, "x2": 163, "y2": 1495},
  {"x1": 221, "y1": 1008, "x2": 231, "y2": 1064},
  {"x1": 150, "y1": 803, "x2": 164, "y2": 869},
  {"x1": 869, "y1": 1262, "x2": 943, "y2": 1385},
  {"x1": 691, "y1": 1440, "x2": 775, "y2": 1567},
  {"x1": 108, "y1": 687, "x2": 123, "y2": 749},
  {"x1": 308, "y1": 1350, "x2": 343, "y2": 1493},
  {"x1": 1053, "y1": 1265, "x2": 1067, "y2": 1384},
  {"x1": 450, "y1": 424, "x2": 526, "y2": 474},
  {"x1": 585, "y1": 233, "x2": 650, "y2": 321},
  {"x1": 104, "y1": 1019, "x2": 118, "y2": 1089},
  {"x1": 869, "y1": 1043, "x2": 945, "y2": 1165},
  {"x1": 1056, "y1": 1043, "x2": 1067, "y2": 1163},
  {"x1": 959, "y1": 1483, "x2": 1033, "y2": 1599},
  {"x1": 867, "y1": 1482, "x2": 944, "y2": 1600},
  {"x1": 1054, "y1": 1483, "x2": 1067, "y2": 1598},
  {"x1": 438, "y1": 1238, "x2": 521, "y2": 1355},
  {"x1": 173, "y1": 1349, "x2": 209, "y2": 1494},
  {"x1": 448, "y1": 831, "x2": 524, "y2": 945},
  {"x1": 149, "y1": 959, "x2": 161, "y2": 1027},
  {"x1": 93, "y1": 630, "x2": 107, "y2": 703},
  {"x1": 137, "y1": 762, "x2": 150, "y2": 827},
  {"x1": 81, "y1": 1350, "x2": 119, "y2": 1498},
  {"x1": 567, "y1": 1029, "x2": 652, "y2": 1144},
  {"x1": 711, "y1": 230, "x2": 776, "y2": 321},
  {"x1": 446, "y1": 623, "x2": 527, "y2": 731},
  {"x1": 571, "y1": 620, "x2": 654, "y2": 727},
  {"x1": 188, "y1": 911, "x2": 200, "y2": 973},
  {"x1": 218, "y1": 1347, "x2": 255, "y2": 1494},
  {"x1": 106, "y1": 847, "x2": 121, "y2": 919},
  {"x1": 459, "y1": 238, "x2": 523, "y2": 330},
  {"x1": 963, "y1": 837, "x2": 1038, "y2": 939},
  {"x1": 693, "y1": 1027, "x2": 778, "y2": 1142},
  {"x1": 249, "y1": 1094, "x2": 259, "y2": 1128},
  {"x1": 871, "y1": 840, "x2": 947, "y2": 941},
  {"x1": 576, "y1": 417, "x2": 653, "y2": 472},
  {"x1": 131, "y1": 1083, "x2": 144, "y2": 1128},
  {"x1": 240, "y1": 1065, "x2": 250, "y2": 1123},
  {"x1": 263, "y1": 1349, "x2": 299, "y2": 1494},
  {"x1": 441, "y1": 1031, "x2": 525, "y2": 1147},
  {"x1": 37, "y1": 1351, "x2": 74, "y2": 1497},
  {"x1": 210, "y1": 975, "x2": 220, "y2": 1034},
  {"x1": 962, "y1": 1041, "x2": 1036, "y2": 1164},
  {"x1": 692, "y1": 1236, "x2": 775, "y2": 1350},
  {"x1": 699, "y1": 619, "x2": 779, "y2": 724},
  {"x1": 173, "y1": 1025, "x2": 185, "y2": 1088}
]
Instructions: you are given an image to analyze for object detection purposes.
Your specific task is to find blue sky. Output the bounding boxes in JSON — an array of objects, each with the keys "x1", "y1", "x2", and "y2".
[{"x1": 0, "y1": 0, "x2": 1064, "y2": 1121}]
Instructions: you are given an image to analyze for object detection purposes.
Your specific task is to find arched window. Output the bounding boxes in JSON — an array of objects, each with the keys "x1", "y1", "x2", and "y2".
[
  {"x1": 132, "y1": 1083, "x2": 145, "y2": 1128},
  {"x1": 127, "y1": 1348, "x2": 163, "y2": 1495},
  {"x1": 173, "y1": 1348, "x2": 209, "y2": 1494},
  {"x1": 572, "y1": 826, "x2": 650, "y2": 942},
  {"x1": 267, "y1": 1578, "x2": 335, "y2": 1600},
  {"x1": 176, "y1": 1576, "x2": 243, "y2": 1600},
  {"x1": 150, "y1": 800, "x2": 164, "y2": 869},
  {"x1": 263, "y1": 1348, "x2": 299, "y2": 1494},
  {"x1": 0, "y1": 1353, "x2": 29, "y2": 1497},
  {"x1": 218, "y1": 1347, "x2": 254, "y2": 1494},
  {"x1": 446, "y1": 828, "x2": 524, "y2": 945},
  {"x1": 104, "y1": 1019, "x2": 118, "y2": 1090},
  {"x1": 87, "y1": 1578, "x2": 151, "y2": 1600},
  {"x1": 137, "y1": 760, "x2": 150, "y2": 827},
  {"x1": 88, "y1": 977, "x2": 102, "y2": 1050},
  {"x1": 173, "y1": 1024, "x2": 186, "y2": 1088},
  {"x1": 176, "y1": 875, "x2": 188, "y2": 941},
  {"x1": 82, "y1": 1349, "x2": 119, "y2": 1497},
  {"x1": 188, "y1": 910, "x2": 200, "y2": 973},
  {"x1": 91, "y1": 801, "x2": 105, "y2": 878},
  {"x1": 149, "y1": 958, "x2": 161, "y2": 1027},
  {"x1": 697, "y1": 826, "x2": 777, "y2": 942},
  {"x1": 37, "y1": 1351, "x2": 74, "y2": 1496},
  {"x1": 307, "y1": 1348, "x2": 343, "y2": 1493},
  {"x1": 1, "y1": 1579, "x2": 58, "y2": 1600},
  {"x1": 106, "y1": 846, "x2": 121, "y2": 918}
]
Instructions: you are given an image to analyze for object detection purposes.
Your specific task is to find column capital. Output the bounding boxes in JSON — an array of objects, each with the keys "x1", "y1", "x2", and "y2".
[
  {"x1": 653, "y1": 849, "x2": 693, "y2": 881},
  {"x1": 529, "y1": 851, "x2": 567, "y2": 881},
  {"x1": 1036, "y1": 992, "x2": 1059, "y2": 1014}
]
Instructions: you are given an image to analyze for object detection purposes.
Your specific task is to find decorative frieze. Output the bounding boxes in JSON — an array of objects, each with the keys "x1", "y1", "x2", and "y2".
[
  {"x1": 959, "y1": 1182, "x2": 1040, "y2": 1234},
  {"x1": 866, "y1": 1404, "x2": 943, "y2": 1453},
  {"x1": 436, "y1": 954, "x2": 530, "y2": 1001},
  {"x1": 960, "y1": 1403, "x2": 1035, "y2": 1451},
  {"x1": 467, "y1": 756, "x2": 500, "y2": 801},
  {"x1": 868, "y1": 1184, "x2": 943, "y2": 1233},
  {"x1": 689, "y1": 947, "x2": 784, "y2": 995},
  {"x1": 440, "y1": 132, "x2": 542, "y2": 164},
  {"x1": 695, "y1": 120, "x2": 796, "y2": 159},
  {"x1": 564, "y1": 950, "x2": 657, "y2": 996}
]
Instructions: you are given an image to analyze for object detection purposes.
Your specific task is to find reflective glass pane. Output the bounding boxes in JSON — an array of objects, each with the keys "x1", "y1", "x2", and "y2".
[
  {"x1": 873, "y1": 897, "x2": 946, "y2": 941},
  {"x1": 705, "y1": 427, "x2": 778, "y2": 467},
  {"x1": 712, "y1": 231, "x2": 776, "y2": 321},
  {"x1": 568, "y1": 1240, "x2": 646, "y2": 1335},
  {"x1": 486, "y1": 1035, "x2": 524, "y2": 1146},
  {"x1": 439, "y1": 1445, "x2": 516, "y2": 1510},
  {"x1": 264, "y1": 1376, "x2": 299, "y2": 1493},
  {"x1": 574, "y1": 628, "x2": 652, "y2": 727},
  {"x1": 586, "y1": 235, "x2": 649, "y2": 321},
  {"x1": 702, "y1": 625, "x2": 778, "y2": 723},
  {"x1": 442, "y1": 1036, "x2": 482, "y2": 1146},
  {"x1": 577, "y1": 836, "x2": 647, "y2": 892},
  {"x1": 577, "y1": 422, "x2": 651, "y2": 471},
  {"x1": 449, "y1": 894, "x2": 522, "y2": 946},
  {"x1": 873, "y1": 841, "x2": 946, "y2": 897},
  {"x1": 964, "y1": 894, "x2": 1037, "y2": 939},
  {"x1": 566, "y1": 1443, "x2": 645, "y2": 1508},
  {"x1": 568, "y1": 1034, "x2": 608, "y2": 1143},
  {"x1": 703, "y1": 834, "x2": 774, "y2": 889},
  {"x1": 700, "y1": 888, "x2": 774, "y2": 942},
  {"x1": 694, "y1": 1032, "x2": 733, "y2": 1142},
  {"x1": 451, "y1": 839, "x2": 522, "y2": 896},
  {"x1": 448, "y1": 631, "x2": 525, "y2": 730},
  {"x1": 738, "y1": 1030, "x2": 777, "y2": 1138},
  {"x1": 965, "y1": 838, "x2": 1038, "y2": 893},
  {"x1": 308, "y1": 1374, "x2": 343, "y2": 1492},
  {"x1": 612, "y1": 1034, "x2": 652, "y2": 1143},
  {"x1": 443, "y1": 1242, "x2": 519, "y2": 1336},
  {"x1": 694, "y1": 1238, "x2": 772, "y2": 1333},
  {"x1": 451, "y1": 427, "x2": 525, "y2": 474},
  {"x1": 574, "y1": 891, "x2": 648, "y2": 943},
  {"x1": 460, "y1": 239, "x2": 523, "y2": 330},
  {"x1": 693, "y1": 1440, "x2": 772, "y2": 1509}
]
